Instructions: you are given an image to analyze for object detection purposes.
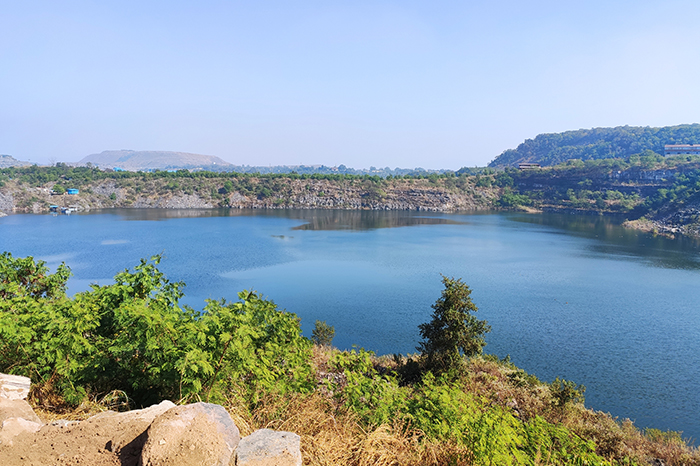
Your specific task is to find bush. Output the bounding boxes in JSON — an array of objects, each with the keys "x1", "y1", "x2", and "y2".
[{"x1": 0, "y1": 253, "x2": 313, "y2": 407}]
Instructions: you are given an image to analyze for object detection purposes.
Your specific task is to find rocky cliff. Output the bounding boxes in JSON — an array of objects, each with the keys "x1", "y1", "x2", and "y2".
[{"x1": 0, "y1": 176, "x2": 499, "y2": 215}]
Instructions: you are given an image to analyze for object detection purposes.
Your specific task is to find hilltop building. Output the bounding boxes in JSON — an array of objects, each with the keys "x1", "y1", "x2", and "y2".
[{"x1": 664, "y1": 144, "x2": 700, "y2": 156}]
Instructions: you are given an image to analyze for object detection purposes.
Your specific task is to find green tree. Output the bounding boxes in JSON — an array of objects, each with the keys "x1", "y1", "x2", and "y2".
[
  {"x1": 417, "y1": 276, "x2": 490, "y2": 374},
  {"x1": 311, "y1": 320, "x2": 335, "y2": 347}
]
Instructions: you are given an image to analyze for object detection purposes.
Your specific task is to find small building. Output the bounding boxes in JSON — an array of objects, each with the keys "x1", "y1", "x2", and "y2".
[
  {"x1": 664, "y1": 144, "x2": 700, "y2": 156},
  {"x1": 518, "y1": 163, "x2": 541, "y2": 170},
  {"x1": 67, "y1": 188, "x2": 79, "y2": 195}
]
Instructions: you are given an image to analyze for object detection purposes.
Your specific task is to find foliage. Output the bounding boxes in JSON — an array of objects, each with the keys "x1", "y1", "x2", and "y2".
[
  {"x1": 311, "y1": 320, "x2": 335, "y2": 347},
  {"x1": 498, "y1": 190, "x2": 532, "y2": 207},
  {"x1": 329, "y1": 349, "x2": 409, "y2": 427},
  {"x1": 417, "y1": 276, "x2": 491, "y2": 375},
  {"x1": 490, "y1": 123, "x2": 700, "y2": 167},
  {"x1": 550, "y1": 377, "x2": 586, "y2": 408},
  {"x1": 0, "y1": 253, "x2": 313, "y2": 407}
]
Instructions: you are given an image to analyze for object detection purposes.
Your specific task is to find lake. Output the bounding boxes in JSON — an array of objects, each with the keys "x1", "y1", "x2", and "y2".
[{"x1": 1, "y1": 208, "x2": 699, "y2": 441}]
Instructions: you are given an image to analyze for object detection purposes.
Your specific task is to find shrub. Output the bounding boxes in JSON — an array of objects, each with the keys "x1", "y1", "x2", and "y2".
[{"x1": 0, "y1": 253, "x2": 313, "y2": 407}]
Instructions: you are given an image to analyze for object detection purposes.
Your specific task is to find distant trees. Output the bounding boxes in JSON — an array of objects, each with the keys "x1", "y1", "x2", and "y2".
[
  {"x1": 417, "y1": 276, "x2": 490, "y2": 374},
  {"x1": 489, "y1": 124, "x2": 700, "y2": 167}
]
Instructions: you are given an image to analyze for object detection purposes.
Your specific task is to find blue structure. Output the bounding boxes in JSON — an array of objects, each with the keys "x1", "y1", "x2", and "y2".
[{"x1": 67, "y1": 189, "x2": 79, "y2": 195}]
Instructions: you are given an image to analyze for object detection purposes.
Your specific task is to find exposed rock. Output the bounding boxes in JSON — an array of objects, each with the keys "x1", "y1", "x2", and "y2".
[
  {"x1": 0, "y1": 398, "x2": 42, "y2": 425},
  {"x1": 0, "y1": 417, "x2": 42, "y2": 446},
  {"x1": 0, "y1": 400, "x2": 175, "y2": 466},
  {"x1": 235, "y1": 429, "x2": 302, "y2": 466},
  {"x1": 0, "y1": 374, "x2": 31, "y2": 400},
  {"x1": 141, "y1": 402, "x2": 240, "y2": 466},
  {"x1": 0, "y1": 192, "x2": 14, "y2": 214}
]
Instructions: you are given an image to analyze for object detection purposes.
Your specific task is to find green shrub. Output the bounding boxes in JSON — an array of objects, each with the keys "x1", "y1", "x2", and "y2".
[{"x1": 0, "y1": 253, "x2": 313, "y2": 407}]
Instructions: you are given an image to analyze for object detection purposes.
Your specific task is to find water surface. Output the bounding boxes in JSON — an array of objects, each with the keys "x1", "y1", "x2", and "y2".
[{"x1": 1, "y1": 209, "x2": 698, "y2": 440}]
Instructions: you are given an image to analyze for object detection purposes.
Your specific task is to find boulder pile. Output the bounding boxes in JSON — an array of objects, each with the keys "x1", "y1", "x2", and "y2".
[{"x1": 0, "y1": 373, "x2": 301, "y2": 466}]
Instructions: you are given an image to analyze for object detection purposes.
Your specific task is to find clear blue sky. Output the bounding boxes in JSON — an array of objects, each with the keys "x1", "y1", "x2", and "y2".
[{"x1": 2, "y1": 1, "x2": 699, "y2": 169}]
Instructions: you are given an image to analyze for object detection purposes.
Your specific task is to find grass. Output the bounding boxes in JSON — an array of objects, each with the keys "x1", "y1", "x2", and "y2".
[{"x1": 29, "y1": 345, "x2": 700, "y2": 466}]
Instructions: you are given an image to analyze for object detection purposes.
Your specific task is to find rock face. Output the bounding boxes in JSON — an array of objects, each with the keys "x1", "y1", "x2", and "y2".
[
  {"x1": 141, "y1": 402, "x2": 240, "y2": 466},
  {"x1": 235, "y1": 429, "x2": 302, "y2": 466}
]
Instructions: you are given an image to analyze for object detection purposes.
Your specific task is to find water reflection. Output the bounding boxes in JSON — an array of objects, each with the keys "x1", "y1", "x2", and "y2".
[
  {"x1": 290, "y1": 210, "x2": 464, "y2": 231},
  {"x1": 96, "y1": 208, "x2": 465, "y2": 230},
  {"x1": 507, "y1": 213, "x2": 700, "y2": 270}
]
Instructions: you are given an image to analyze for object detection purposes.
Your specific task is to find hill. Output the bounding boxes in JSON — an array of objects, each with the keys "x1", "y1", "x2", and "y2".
[
  {"x1": 489, "y1": 124, "x2": 700, "y2": 167},
  {"x1": 78, "y1": 150, "x2": 233, "y2": 171},
  {"x1": 0, "y1": 155, "x2": 31, "y2": 168}
]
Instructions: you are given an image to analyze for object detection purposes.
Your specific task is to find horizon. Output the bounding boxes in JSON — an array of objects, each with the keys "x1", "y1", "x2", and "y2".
[{"x1": 2, "y1": 1, "x2": 700, "y2": 169}]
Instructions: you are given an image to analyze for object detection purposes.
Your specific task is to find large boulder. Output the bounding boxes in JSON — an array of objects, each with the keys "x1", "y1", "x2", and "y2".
[
  {"x1": 140, "y1": 402, "x2": 240, "y2": 466},
  {"x1": 0, "y1": 374, "x2": 31, "y2": 400},
  {"x1": 235, "y1": 429, "x2": 302, "y2": 466}
]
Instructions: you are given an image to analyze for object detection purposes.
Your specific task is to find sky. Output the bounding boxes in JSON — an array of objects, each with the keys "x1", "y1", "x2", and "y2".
[{"x1": 2, "y1": 1, "x2": 700, "y2": 169}]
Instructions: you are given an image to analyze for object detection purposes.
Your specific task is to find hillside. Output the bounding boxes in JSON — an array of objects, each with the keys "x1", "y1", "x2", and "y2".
[
  {"x1": 489, "y1": 124, "x2": 700, "y2": 167},
  {"x1": 0, "y1": 155, "x2": 31, "y2": 168},
  {"x1": 4, "y1": 158, "x2": 700, "y2": 237},
  {"x1": 78, "y1": 150, "x2": 233, "y2": 171}
]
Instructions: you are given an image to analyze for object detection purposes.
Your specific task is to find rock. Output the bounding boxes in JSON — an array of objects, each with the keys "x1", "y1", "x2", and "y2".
[
  {"x1": 83, "y1": 399, "x2": 176, "y2": 453},
  {"x1": 0, "y1": 417, "x2": 42, "y2": 446},
  {"x1": 0, "y1": 374, "x2": 31, "y2": 400},
  {"x1": 235, "y1": 429, "x2": 302, "y2": 466},
  {"x1": 140, "y1": 402, "x2": 240, "y2": 466},
  {"x1": 0, "y1": 398, "x2": 42, "y2": 425}
]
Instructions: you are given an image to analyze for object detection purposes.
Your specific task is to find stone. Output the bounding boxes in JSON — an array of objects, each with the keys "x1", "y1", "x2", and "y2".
[
  {"x1": 0, "y1": 374, "x2": 31, "y2": 400},
  {"x1": 0, "y1": 398, "x2": 42, "y2": 425},
  {"x1": 235, "y1": 429, "x2": 302, "y2": 466},
  {"x1": 0, "y1": 417, "x2": 42, "y2": 446},
  {"x1": 140, "y1": 402, "x2": 240, "y2": 466}
]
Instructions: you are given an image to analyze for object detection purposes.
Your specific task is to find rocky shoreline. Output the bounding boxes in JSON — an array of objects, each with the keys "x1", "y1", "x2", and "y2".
[
  {"x1": 0, "y1": 177, "x2": 499, "y2": 215},
  {"x1": 2, "y1": 175, "x2": 700, "y2": 239}
]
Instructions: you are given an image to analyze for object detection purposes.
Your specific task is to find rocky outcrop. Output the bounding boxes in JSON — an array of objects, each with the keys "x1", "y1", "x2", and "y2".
[{"x1": 0, "y1": 373, "x2": 301, "y2": 466}]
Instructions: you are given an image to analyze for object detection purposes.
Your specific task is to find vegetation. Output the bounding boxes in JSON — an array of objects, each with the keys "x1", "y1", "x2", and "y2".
[
  {"x1": 311, "y1": 320, "x2": 335, "y2": 347},
  {"x1": 2, "y1": 252, "x2": 698, "y2": 465},
  {"x1": 417, "y1": 276, "x2": 490, "y2": 375},
  {"x1": 489, "y1": 124, "x2": 700, "y2": 167},
  {"x1": 0, "y1": 252, "x2": 313, "y2": 407}
]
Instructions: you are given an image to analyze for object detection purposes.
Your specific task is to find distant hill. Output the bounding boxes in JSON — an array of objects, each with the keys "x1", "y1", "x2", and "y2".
[
  {"x1": 489, "y1": 124, "x2": 700, "y2": 167},
  {"x1": 78, "y1": 150, "x2": 233, "y2": 171},
  {"x1": 0, "y1": 155, "x2": 31, "y2": 168}
]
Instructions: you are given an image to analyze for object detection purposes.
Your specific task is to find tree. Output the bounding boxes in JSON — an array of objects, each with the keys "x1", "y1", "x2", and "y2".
[
  {"x1": 417, "y1": 276, "x2": 490, "y2": 374},
  {"x1": 312, "y1": 320, "x2": 335, "y2": 347}
]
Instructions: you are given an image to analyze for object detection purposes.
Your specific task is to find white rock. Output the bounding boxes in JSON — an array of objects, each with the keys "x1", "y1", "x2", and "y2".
[{"x1": 0, "y1": 374, "x2": 31, "y2": 400}]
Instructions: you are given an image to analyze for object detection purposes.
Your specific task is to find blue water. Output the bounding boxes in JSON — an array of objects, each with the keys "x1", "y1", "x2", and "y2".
[{"x1": 1, "y1": 209, "x2": 699, "y2": 441}]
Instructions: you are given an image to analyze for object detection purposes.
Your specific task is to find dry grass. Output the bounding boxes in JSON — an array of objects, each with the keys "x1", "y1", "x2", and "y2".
[{"x1": 26, "y1": 347, "x2": 700, "y2": 466}]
